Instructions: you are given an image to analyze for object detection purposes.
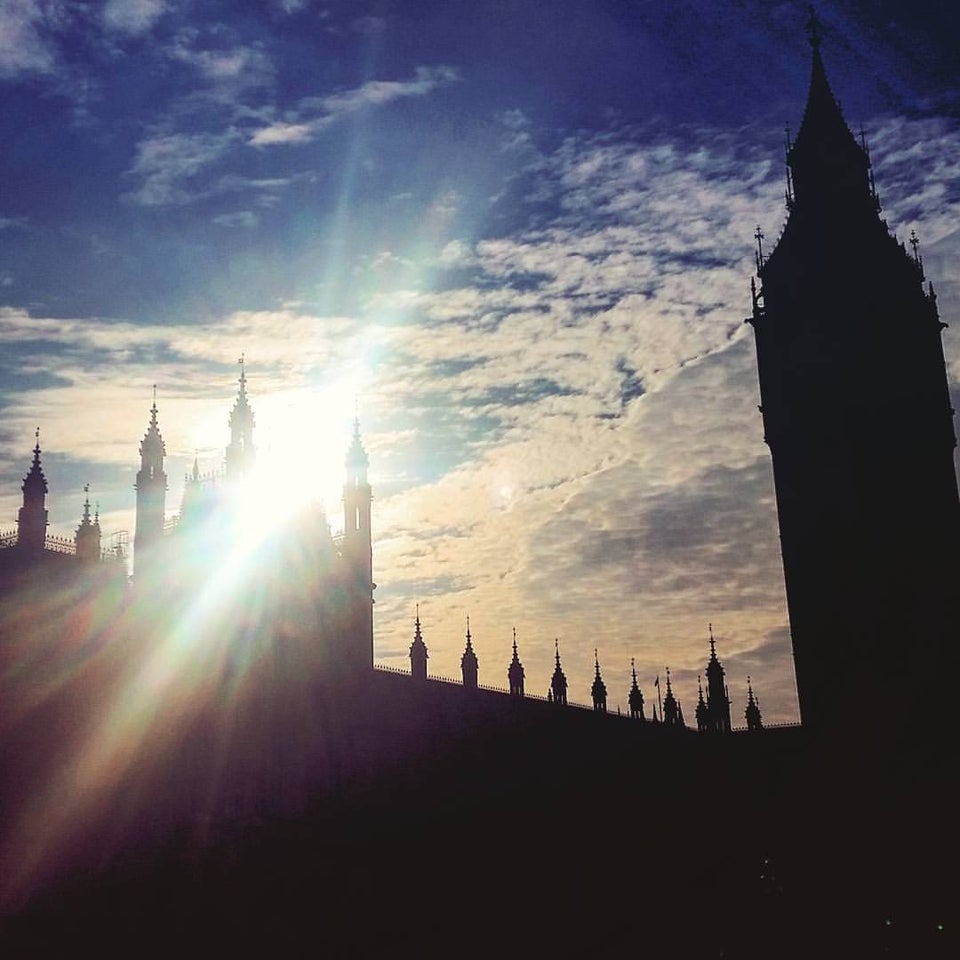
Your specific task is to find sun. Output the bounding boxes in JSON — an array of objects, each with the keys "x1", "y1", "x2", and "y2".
[{"x1": 239, "y1": 379, "x2": 363, "y2": 534}]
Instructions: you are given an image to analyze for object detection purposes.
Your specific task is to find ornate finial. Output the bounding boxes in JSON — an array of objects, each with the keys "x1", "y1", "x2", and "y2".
[
  {"x1": 594, "y1": 648, "x2": 601, "y2": 676},
  {"x1": 512, "y1": 626, "x2": 517, "y2": 653},
  {"x1": 94, "y1": 502, "x2": 100, "y2": 523},
  {"x1": 555, "y1": 637, "x2": 562, "y2": 666},
  {"x1": 909, "y1": 230, "x2": 922, "y2": 266},
  {"x1": 416, "y1": 602, "x2": 420, "y2": 622},
  {"x1": 35, "y1": 425, "x2": 40, "y2": 445},
  {"x1": 709, "y1": 623, "x2": 716, "y2": 656},
  {"x1": 806, "y1": 5, "x2": 822, "y2": 51},
  {"x1": 754, "y1": 226, "x2": 765, "y2": 273}
]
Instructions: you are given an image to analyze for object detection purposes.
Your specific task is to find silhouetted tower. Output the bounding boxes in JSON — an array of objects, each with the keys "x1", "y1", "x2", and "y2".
[
  {"x1": 628, "y1": 659, "x2": 644, "y2": 720},
  {"x1": 460, "y1": 617, "x2": 478, "y2": 690},
  {"x1": 75, "y1": 485, "x2": 101, "y2": 564},
  {"x1": 747, "y1": 14, "x2": 959, "y2": 731},
  {"x1": 342, "y1": 417, "x2": 374, "y2": 671},
  {"x1": 702, "y1": 625, "x2": 732, "y2": 733},
  {"x1": 695, "y1": 676, "x2": 709, "y2": 733},
  {"x1": 134, "y1": 393, "x2": 166, "y2": 570},
  {"x1": 409, "y1": 606, "x2": 428, "y2": 681},
  {"x1": 744, "y1": 676, "x2": 764, "y2": 732},
  {"x1": 225, "y1": 356, "x2": 256, "y2": 482},
  {"x1": 551, "y1": 639, "x2": 568, "y2": 705},
  {"x1": 507, "y1": 627, "x2": 525, "y2": 697},
  {"x1": 661, "y1": 668, "x2": 684, "y2": 727},
  {"x1": 17, "y1": 429, "x2": 48, "y2": 555},
  {"x1": 591, "y1": 649, "x2": 607, "y2": 712}
]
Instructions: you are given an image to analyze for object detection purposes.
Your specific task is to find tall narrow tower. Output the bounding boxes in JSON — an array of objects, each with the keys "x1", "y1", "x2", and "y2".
[
  {"x1": 134, "y1": 394, "x2": 167, "y2": 571},
  {"x1": 17, "y1": 429, "x2": 48, "y2": 555},
  {"x1": 749, "y1": 16, "x2": 959, "y2": 732},
  {"x1": 342, "y1": 417, "x2": 374, "y2": 671},
  {"x1": 225, "y1": 356, "x2": 256, "y2": 483}
]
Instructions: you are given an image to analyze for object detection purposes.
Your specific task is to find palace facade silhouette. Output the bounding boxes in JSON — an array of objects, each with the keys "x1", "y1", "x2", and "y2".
[{"x1": 1, "y1": 19, "x2": 955, "y2": 958}]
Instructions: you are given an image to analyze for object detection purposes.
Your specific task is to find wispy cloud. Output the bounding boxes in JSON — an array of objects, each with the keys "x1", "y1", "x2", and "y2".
[
  {"x1": 0, "y1": 0, "x2": 57, "y2": 77},
  {"x1": 249, "y1": 66, "x2": 460, "y2": 147},
  {"x1": 102, "y1": 0, "x2": 169, "y2": 36},
  {"x1": 123, "y1": 129, "x2": 241, "y2": 206}
]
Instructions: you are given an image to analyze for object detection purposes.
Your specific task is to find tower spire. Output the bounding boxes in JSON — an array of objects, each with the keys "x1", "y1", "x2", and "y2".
[
  {"x1": 134, "y1": 391, "x2": 167, "y2": 574},
  {"x1": 226, "y1": 356, "x2": 255, "y2": 482},
  {"x1": 628, "y1": 657, "x2": 644, "y2": 720},
  {"x1": 550, "y1": 639, "x2": 568, "y2": 705},
  {"x1": 508, "y1": 627, "x2": 525, "y2": 697},
  {"x1": 745, "y1": 675, "x2": 764, "y2": 731},
  {"x1": 409, "y1": 604, "x2": 428, "y2": 681},
  {"x1": 75, "y1": 482, "x2": 102, "y2": 563},
  {"x1": 591, "y1": 648, "x2": 607, "y2": 713},
  {"x1": 17, "y1": 428, "x2": 49, "y2": 554},
  {"x1": 460, "y1": 616, "x2": 479, "y2": 690}
]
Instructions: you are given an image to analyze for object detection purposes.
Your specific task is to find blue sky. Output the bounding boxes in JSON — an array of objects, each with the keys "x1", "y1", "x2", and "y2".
[{"x1": 1, "y1": 0, "x2": 958, "y2": 720}]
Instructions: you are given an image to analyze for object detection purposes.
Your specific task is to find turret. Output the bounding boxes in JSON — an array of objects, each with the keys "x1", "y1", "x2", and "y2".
[
  {"x1": 225, "y1": 356, "x2": 256, "y2": 482},
  {"x1": 661, "y1": 668, "x2": 684, "y2": 728},
  {"x1": 695, "y1": 675, "x2": 709, "y2": 733},
  {"x1": 342, "y1": 417, "x2": 374, "y2": 671},
  {"x1": 507, "y1": 627, "x2": 525, "y2": 697},
  {"x1": 744, "y1": 676, "x2": 764, "y2": 732},
  {"x1": 134, "y1": 391, "x2": 167, "y2": 572},
  {"x1": 627, "y1": 659, "x2": 644, "y2": 720},
  {"x1": 702, "y1": 625, "x2": 732, "y2": 733},
  {"x1": 550, "y1": 639, "x2": 567, "y2": 706},
  {"x1": 591, "y1": 649, "x2": 607, "y2": 713},
  {"x1": 17, "y1": 428, "x2": 48, "y2": 555},
  {"x1": 460, "y1": 617, "x2": 478, "y2": 690},
  {"x1": 75, "y1": 485, "x2": 101, "y2": 564},
  {"x1": 409, "y1": 606, "x2": 428, "y2": 681}
]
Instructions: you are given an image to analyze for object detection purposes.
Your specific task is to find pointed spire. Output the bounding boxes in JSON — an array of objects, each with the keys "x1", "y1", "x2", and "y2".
[
  {"x1": 460, "y1": 615, "x2": 478, "y2": 689},
  {"x1": 409, "y1": 603, "x2": 429, "y2": 681},
  {"x1": 75, "y1": 482, "x2": 102, "y2": 562},
  {"x1": 508, "y1": 626, "x2": 525, "y2": 697},
  {"x1": 591, "y1": 648, "x2": 607, "y2": 712},
  {"x1": 551, "y1": 638, "x2": 568, "y2": 705},
  {"x1": 628, "y1": 657, "x2": 644, "y2": 720},
  {"x1": 745, "y1": 675, "x2": 764, "y2": 731},
  {"x1": 785, "y1": 7, "x2": 874, "y2": 214},
  {"x1": 23, "y1": 427, "x2": 48, "y2": 496},
  {"x1": 226, "y1": 357, "x2": 256, "y2": 481}
]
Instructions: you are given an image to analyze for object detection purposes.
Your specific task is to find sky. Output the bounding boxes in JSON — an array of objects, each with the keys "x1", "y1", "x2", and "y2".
[{"x1": 1, "y1": 0, "x2": 958, "y2": 722}]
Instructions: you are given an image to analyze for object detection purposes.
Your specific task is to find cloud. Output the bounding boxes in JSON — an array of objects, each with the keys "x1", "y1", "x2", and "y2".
[
  {"x1": 212, "y1": 210, "x2": 258, "y2": 228},
  {"x1": 124, "y1": 129, "x2": 240, "y2": 206},
  {"x1": 249, "y1": 66, "x2": 460, "y2": 147},
  {"x1": 102, "y1": 0, "x2": 169, "y2": 36},
  {"x1": 248, "y1": 121, "x2": 314, "y2": 147},
  {"x1": 167, "y1": 35, "x2": 274, "y2": 93},
  {"x1": 0, "y1": 0, "x2": 57, "y2": 77}
]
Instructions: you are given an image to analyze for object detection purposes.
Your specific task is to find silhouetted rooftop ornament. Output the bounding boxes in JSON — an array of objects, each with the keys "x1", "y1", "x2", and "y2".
[
  {"x1": 22, "y1": 428, "x2": 48, "y2": 496},
  {"x1": 551, "y1": 638, "x2": 568, "y2": 705},
  {"x1": 591, "y1": 649, "x2": 607, "y2": 712},
  {"x1": 508, "y1": 627, "x2": 525, "y2": 696},
  {"x1": 409, "y1": 604, "x2": 428, "y2": 680},
  {"x1": 628, "y1": 657, "x2": 644, "y2": 719}
]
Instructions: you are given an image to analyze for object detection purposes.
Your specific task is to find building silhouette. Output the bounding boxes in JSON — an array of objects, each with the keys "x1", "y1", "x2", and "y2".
[
  {"x1": 0, "y1": 17, "x2": 956, "y2": 958},
  {"x1": 748, "y1": 13, "x2": 960, "y2": 735}
]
